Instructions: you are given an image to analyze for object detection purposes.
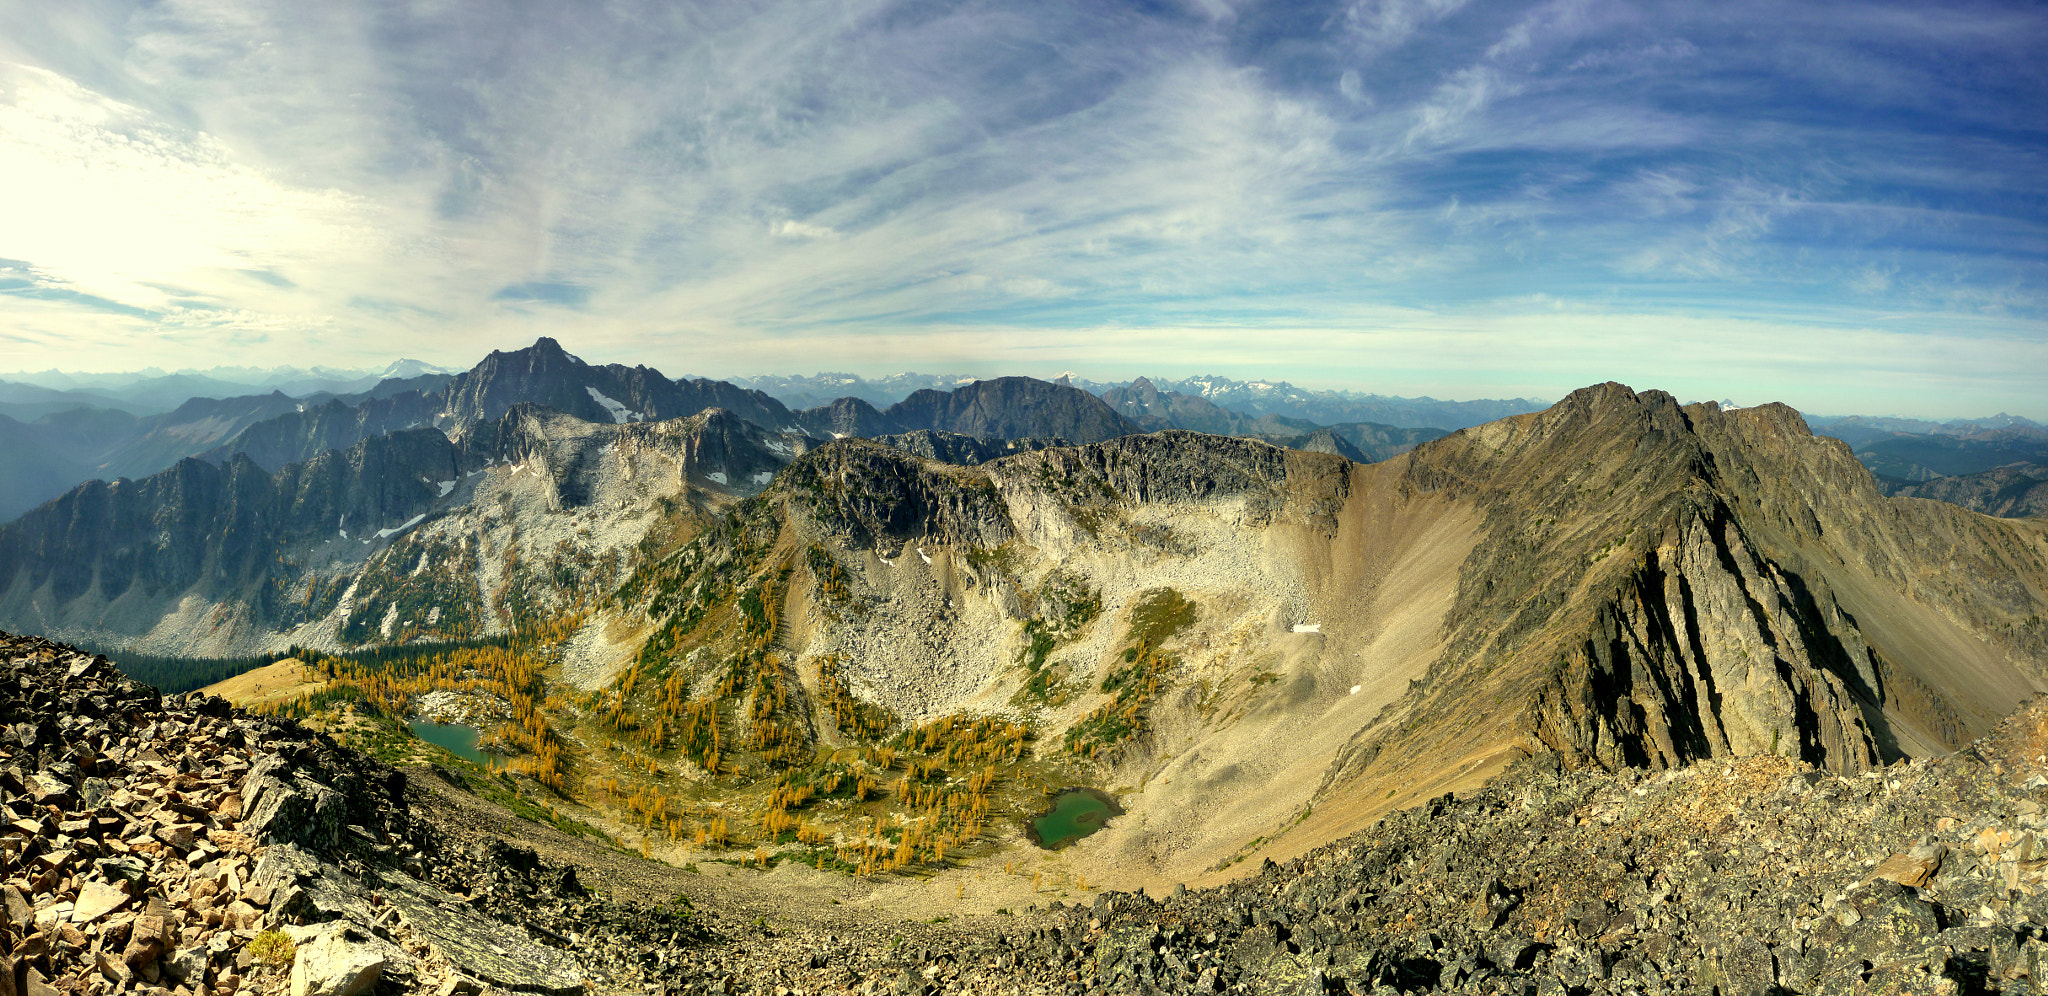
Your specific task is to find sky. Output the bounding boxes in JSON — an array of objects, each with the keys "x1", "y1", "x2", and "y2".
[{"x1": 0, "y1": 0, "x2": 2043, "y2": 419}]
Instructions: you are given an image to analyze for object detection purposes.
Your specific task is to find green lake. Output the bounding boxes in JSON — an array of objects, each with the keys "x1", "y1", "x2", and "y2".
[
  {"x1": 409, "y1": 720, "x2": 485, "y2": 764},
  {"x1": 1029, "y1": 788, "x2": 1123, "y2": 849}
]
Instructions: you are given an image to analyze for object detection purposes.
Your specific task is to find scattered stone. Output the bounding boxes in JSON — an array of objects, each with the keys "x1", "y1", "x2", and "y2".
[
  {"x1": 13, "y1": 627, "x2": 2048, "y2": 995},
  {"x1": 1868, "y1": 843, "x2": 1946, "y2": 888},
  {"x1": 70, "y1": 880, "x2": 134, "y2": 925}
]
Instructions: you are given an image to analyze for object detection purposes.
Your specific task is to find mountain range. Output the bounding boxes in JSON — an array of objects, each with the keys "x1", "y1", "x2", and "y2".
[{"x1": 0, "y1": 339, "x2": 2040, "y2": 889}]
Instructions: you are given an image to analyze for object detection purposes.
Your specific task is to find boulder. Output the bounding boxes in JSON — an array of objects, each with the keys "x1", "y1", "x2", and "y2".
[{"x1": 289, "y1": 926, "x2": 392, "y2": 996}]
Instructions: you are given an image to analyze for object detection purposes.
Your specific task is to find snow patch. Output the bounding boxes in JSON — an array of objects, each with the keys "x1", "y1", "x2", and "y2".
[
  {"x1": 1349, "y1": 685, "x2": 1361, "y2": 695},
  {"x1": 376, "y1": 514, "x2": 427, "y2": 539},
  {"x1": 1292, "y1": 623, "x2": 1321, "y2": 633},
  {"x1": 585, "y1": 386, "x2": 639, "y2": 423},
  {"x1": 752, "y1": 471, "x2": 774, "y2": 485},
  {"x1": 916, "y1": 547, "x2": 932, "y2": 565},
  {"x1": 708, "y1": 472, "x2": 728, "y2": 485},
  {"x1": 436, "y1": 480, "x2": 456, "y2": 497}
]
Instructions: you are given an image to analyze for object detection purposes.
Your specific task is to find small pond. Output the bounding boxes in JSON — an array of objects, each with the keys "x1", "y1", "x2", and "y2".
[
  {"x1": 1028, "y1": 787, "x2": 1123, "y2": 850},
  {"x1": 408, "y1": 720, "x2": 485, "y2": 764}
]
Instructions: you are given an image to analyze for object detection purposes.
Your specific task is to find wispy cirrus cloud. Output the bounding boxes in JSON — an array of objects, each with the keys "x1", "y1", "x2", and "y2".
[{"x1": 0, "y1": 0, "x2": 2039, "y2": 417}]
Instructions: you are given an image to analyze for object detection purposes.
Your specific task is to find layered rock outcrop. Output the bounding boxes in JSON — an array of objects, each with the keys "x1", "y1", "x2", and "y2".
[{"x1": 1325, "y1": 384, "x2": 2048, "y2": 808}]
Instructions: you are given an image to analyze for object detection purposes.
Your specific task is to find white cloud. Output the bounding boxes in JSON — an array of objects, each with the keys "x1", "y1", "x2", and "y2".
[
  {"x1": 1345, "y1": 0, "x2": 1473, "y2": 53},
  {"x1": 0, "y1": 0, "x2": 2036, "y2": 418},
  {"x1": 771, "y1": 219, "x2": 841, "y2": 240},
  {"x1": 0, "y1": 62, "x2": 386, "y2": 314},
  {"x1": 1405, "y1": 66, "x2": 1508, "y2": 149}
]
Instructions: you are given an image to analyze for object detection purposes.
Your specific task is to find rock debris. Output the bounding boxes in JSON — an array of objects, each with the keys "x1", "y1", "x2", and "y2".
[{"x1": 8, "y1": 629, "x2": 2048, "y2": 995}]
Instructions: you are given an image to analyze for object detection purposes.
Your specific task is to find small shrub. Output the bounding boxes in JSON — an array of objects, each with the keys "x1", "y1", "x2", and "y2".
[{"x1": 249, "y1": 930, "x2": 296, "y2": 968}]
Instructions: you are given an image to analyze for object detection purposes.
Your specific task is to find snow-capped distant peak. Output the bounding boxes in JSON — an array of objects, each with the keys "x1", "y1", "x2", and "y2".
[{"x1": 379, "y1": 358, "x2": 455, "y2": 379}]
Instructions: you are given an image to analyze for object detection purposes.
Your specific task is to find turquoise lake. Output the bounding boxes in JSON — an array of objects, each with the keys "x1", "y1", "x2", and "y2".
[{"x1": 408, "y1": 720, "x2": 485, "y2": 764}]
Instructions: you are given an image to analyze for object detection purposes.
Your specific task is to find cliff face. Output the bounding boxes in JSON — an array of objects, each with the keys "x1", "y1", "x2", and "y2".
[
  {"x1": 1531, "y1": 511, "x2": 1884, "y2": 773},
  {"x1": 194, "y1": 392, "x2": 442, "y2": 472},
  {"x1": 0, "y1": 406, "x2": 800, "y2": 652},
  {"x1": 1319, "y1": 384, "x2": 2048, "y2": 815},
  {"x1": 0, "y1": 428, "x2": 459, "y2": 613}
]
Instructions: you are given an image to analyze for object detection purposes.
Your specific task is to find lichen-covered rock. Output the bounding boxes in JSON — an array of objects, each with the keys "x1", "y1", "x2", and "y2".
[{"x1": 289, "y1": 924, "x2": 394, "y2": 996}]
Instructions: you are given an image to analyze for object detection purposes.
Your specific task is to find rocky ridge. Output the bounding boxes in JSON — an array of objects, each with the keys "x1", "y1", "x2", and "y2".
[
  {"x1": 1317, "y1": 385, "x2": 2048, "y2": 818},
  {"x1": 0, "y1": 405, "x2": 802, "y2": 654},
  {"x1": 0, "y1": 631, "x2": 596, "y2": 996},
  {"x1": 17, "y1": 629, "x2": 2048, "y2": 995}
]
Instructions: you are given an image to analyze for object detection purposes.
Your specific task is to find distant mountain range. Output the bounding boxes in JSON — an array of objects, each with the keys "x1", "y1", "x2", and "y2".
[
  {"x1": 1805, "y1": 412, "x2": 2044, "y2": 448},
  {"x1": 736, "y1": 370, "x2": 1550, "y2": 431},
  {"x1": 1099, "y1": 376, "x2": 1448, "y2": 462},
  {"x1": 1800, "y1": 414, "x2": 2048, "y2": 515},
  {"x1": 1, "y1": 359, "x2": 453, "y2": 408},
  {"x1": 3, "y1": 343, "x2": 2040, "y2": 533}
]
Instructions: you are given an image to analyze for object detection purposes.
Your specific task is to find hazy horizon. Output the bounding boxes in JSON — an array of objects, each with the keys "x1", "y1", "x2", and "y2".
[
  {"x1": 2, "y1": 0, "x2": 2043, "y2": 419},
  {"x1": 7, "y1": 346, "x2": 2048, "y2": 424}
]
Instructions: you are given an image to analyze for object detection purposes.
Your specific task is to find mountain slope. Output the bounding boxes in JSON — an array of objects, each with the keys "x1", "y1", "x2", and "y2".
[
  {"x1": 0, "y1": 405, "x2": 805, "y2": 653},
  {"x1": 170, "y1": 338, "x2": 797, "y2": 477},
  {"x1": 0, "y1": 413, "x2": 94, "y2": 522},
  {"x1": 1293, "y1": 385, "x2": 2048, "y2": 864},
  {"x1": 590, "y1": 382, "x2": 2048, "y2": 889},
  {"x1": 0, "y1": 379, "x2": 453, "y2": 522},
  {"x1": 191, "y1": 391, "x2": 444, "y2": 471}
]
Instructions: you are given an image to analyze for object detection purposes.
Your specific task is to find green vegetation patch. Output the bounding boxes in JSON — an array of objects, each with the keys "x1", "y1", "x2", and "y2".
[
  {"x1": 1064, "y1": 587, "x2": 1196, "y2": 761},
  {"x1": 1125, "y1": 587, "x2": 1196, "y2": 647},
  {"x1": 1016, "y1": 570, "x2": 1101, "y2": 705}
]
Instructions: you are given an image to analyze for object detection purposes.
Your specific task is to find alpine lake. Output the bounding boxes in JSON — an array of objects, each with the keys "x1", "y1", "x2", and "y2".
[
  {"x1": 1028, "y1": 787, "x2": 1123, "y2": 849},
  {"x1": 408, "y1": 719, "x2": 486, "y2": 765}
]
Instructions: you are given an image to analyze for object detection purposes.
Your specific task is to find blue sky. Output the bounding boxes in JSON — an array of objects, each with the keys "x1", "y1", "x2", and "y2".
[{"x1": 0, "y1": 0, "x2": 2042, "y2": 417}]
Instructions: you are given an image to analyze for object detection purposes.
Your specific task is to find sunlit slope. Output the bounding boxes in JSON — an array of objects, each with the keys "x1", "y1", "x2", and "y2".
[
  {"x1": 598, "y1": 384, "x2": 2048, "y2": 889},
  {"x1": 1291, "y1": 384, "x2": 2048, "y2": 874}
]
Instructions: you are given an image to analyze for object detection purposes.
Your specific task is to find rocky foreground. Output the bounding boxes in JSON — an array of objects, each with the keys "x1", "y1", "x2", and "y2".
[{"x1": 5, "y1": 631, "x2": 2046, "y2": 996}]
